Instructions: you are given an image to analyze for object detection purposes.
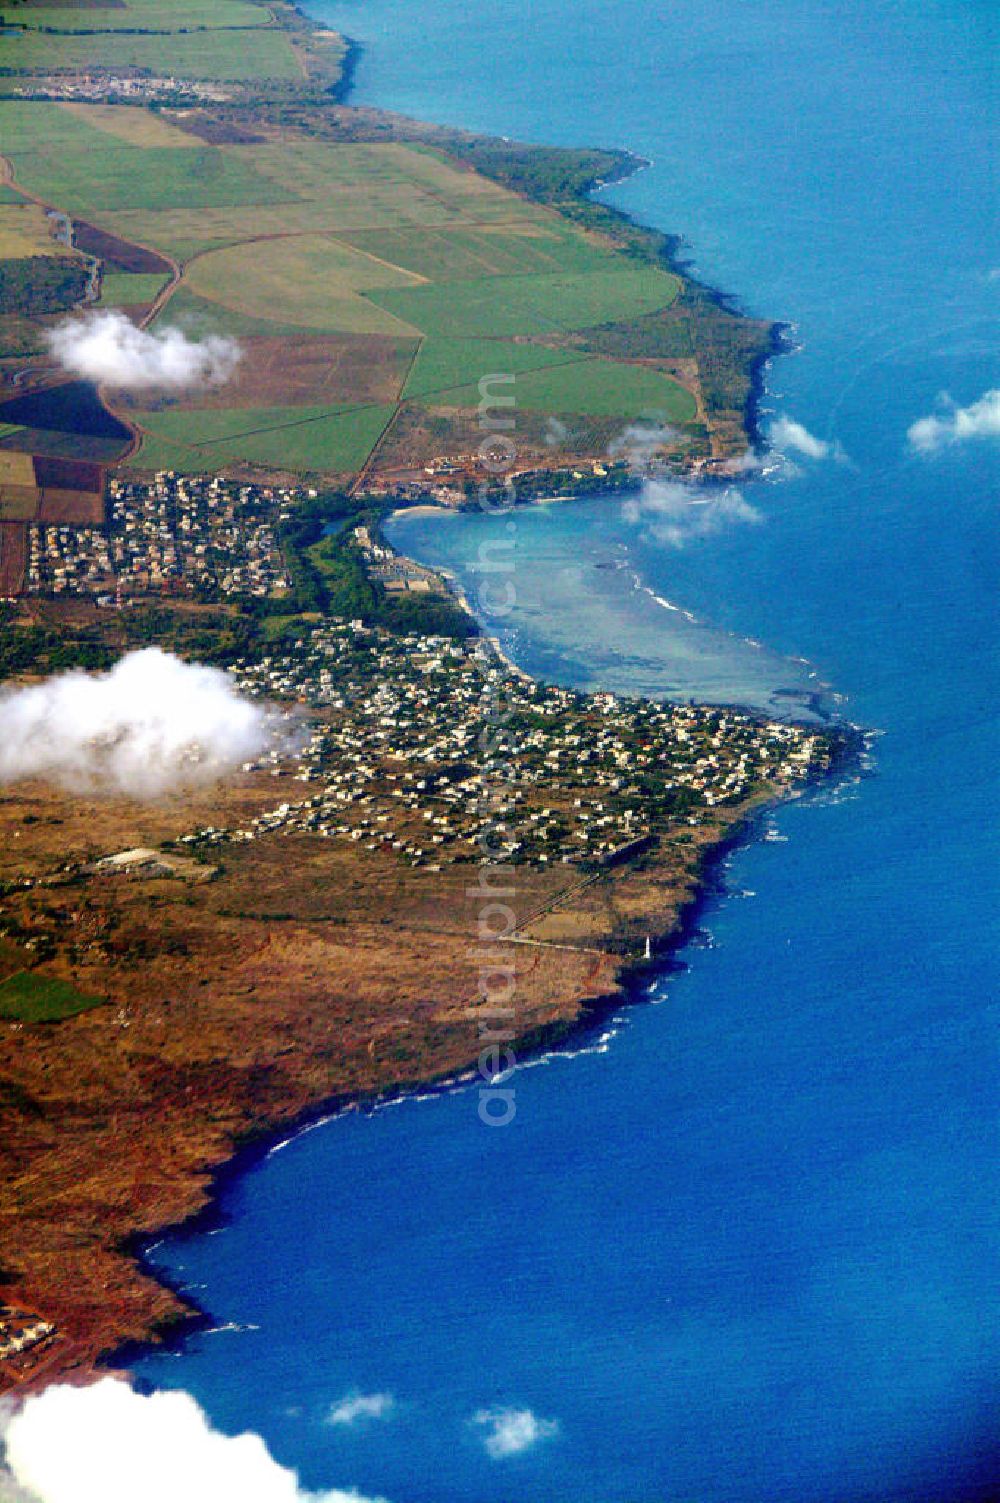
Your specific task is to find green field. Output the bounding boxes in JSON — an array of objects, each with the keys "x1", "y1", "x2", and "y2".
[
  {"x1": 417, "y1": 356, "x2": 698, "y2": 420},
  {"x1": 369, "y1": 267, "x2": 681, "y2": 338},
  {"x1": 0, "y1": 100, "x2": 101, "y2": 151},
  {"x1": 338, "y1": 221, "x2": 619, "y2": 282},
  {"x1": 14, "y1": 0, "x2": 271, "y2": 30},
  {"x1": 149, "y1": 287, "x2": 328, "y2": 339},
  {"x1": 0, "y1": 26, "x2": 300, "y2": 82},
  {"x1": 132, "y1": 403, "x2": 396, "y2": 473},
  {"x1": 6, "y1": 141, "x2": 296, "y2": 215},
  {"x1": 99, "y1": 272, "x2": 169, "y2": 307},
  {"x1": 183, "y1": 234, "x2": 424, "y2": 334},
  {"x1": 0, "y1": 75, "x2": 724, "y2": 478},
  {"x1": 0, "y1": 970, "x2": 104, "y2": 1023},
  {"x1": 238, "y1": 140, "x2": 526, "y2": 212},
  {"x1": 403, "y1": 336, "x2": 588, "y2": 401}
]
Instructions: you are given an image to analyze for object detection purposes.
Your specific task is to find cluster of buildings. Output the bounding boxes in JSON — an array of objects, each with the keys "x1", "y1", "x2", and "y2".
[
  {"x1": 179, "y1": 621, "x2": 832, "y2": 869},
  {"x1": 0, "y1": 1307, "x2": 55, "y2": 1365},
  {"x1": 15, "y1": 468, "x2": 835, "y2": 873},
  {"x1": 26, "y1": 473, "x2": 292, "y2": 601},
  {"x1": 12, "y1": 75, "x2": 232, "y2": 104},
  {"x1": 366, "y1": 457, "x2": 626, "y2": 508},
  {"x1": 27, "y1": 524, "x2": 112, "y2": 597},
  {"x1": 353, "y1": 525, "x2": 447, "y2": 596}
]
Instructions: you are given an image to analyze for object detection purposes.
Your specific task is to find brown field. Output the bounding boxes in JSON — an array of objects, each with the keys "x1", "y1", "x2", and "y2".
[
  {"x1": 0, "y1": 485, "x2": 39, "y2": 521},
  {"x1": 373, "y1": 401, "x2": 640, "y2": 473},
  {"x1": 0, "y1": 452, "x2": 36, "y2": 487},
  {"x1": 160, "y1": 334, "x2": 418, "y2": 411},
  {"x1": 33, "y1": 455, "x2": 104, "y2": 491},
  {"x1": 0, "y1": 520, "x2": 27, "y2": 594},
  {"x1": 71, "y1": 220, "x2": 172, "y2": 276},
  {"x1": 37, "y1": 486, "x2": 104, "y2": 524}
]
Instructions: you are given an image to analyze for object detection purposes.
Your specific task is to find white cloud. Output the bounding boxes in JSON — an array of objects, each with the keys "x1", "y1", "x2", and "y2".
[
  {"x1": 326, "y1": 1393, "x2": 395, "y2": 1428},
  {"x1": 906, "y1": 388, "x2": 1000, "y2": 454},
  {"x1": 623, "y1": 477, "x2": 762, "y2": 548},
  {"x1": 470, "y1": 1406, "x2": 559, "y2": 1460},
  {"x1": 0, "y1": 648, "x2": 281, "y2": 797},
  {"x1": 0, "y1": 1380, "x2": 389, "y2": 1503},
  {"x1": 46, "y1": 310, "x2": 241, "y2": 391},
  {"x1": 769, "y1": 415, "x2": 848, "y2": 464}
]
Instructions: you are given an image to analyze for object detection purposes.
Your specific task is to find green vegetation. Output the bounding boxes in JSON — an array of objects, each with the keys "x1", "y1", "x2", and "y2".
[
  {"x1": 10, "y1": 1, "x2": 271, "y2": 32},
  {"x1": 0, "y1": 26, "x2": 301, "y2": 83},
  {"x1": 0, "y1": 7, "x2": 771, "y2": 481},
  {"x1": 446, "y1": 140, "x2": 631, "y2": 204},
  {"x1": 278, "y1": 493, "x2": 474, "y2": 638},
  {"x1": 0, "y1": 970, "x2": 104, "y2": 1023},
  {"x1": 5, "y1": 141, "x2": 295, "y2": 214},
  {"x1": 0, "y1": 254, "x2": 88, "y2": 314},
  {"x1": 425, "y1": 355, "x2": 697, "y2": 421},
  {"x1": 99, "y1": 271, "x2": 168, "y2": 306},
  {"x1": 340, "y1": 221, "x2": 618, "y2": 282},
  {"x1": 183, "y1": 234, "x2": 422, "y2": 334},
  {"x1": 0, "y1": 597, "x2": 267, "y2": 678},
  {"x1": 131, "y1": 403, "x2": 396, "y2": 474},
  {"x1": 449, "y1": 137, "x2": 685, "y2": 268},
  {"x1": 369, "y1": 267, "x2": 680, "y2": 338},
  {"x1": 403, "y1": 336, "x2": 589, "y2": 401},
  {"x1": 148, "y1": 287, "x2": 318, "y2": 338}
]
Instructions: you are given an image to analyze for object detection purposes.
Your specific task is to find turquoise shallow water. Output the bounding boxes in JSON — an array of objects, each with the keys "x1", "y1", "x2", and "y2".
[{"x1": 135, "y1": 3, "x2": 998, "y2": 1499}]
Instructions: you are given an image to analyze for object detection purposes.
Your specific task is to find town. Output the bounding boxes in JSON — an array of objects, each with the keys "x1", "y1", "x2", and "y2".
[
  {"x1": 26, "y1": 473, "x2": 292, "y2": 602},
  {"x1": 179, "y1": 619, "x2": 834, "y2": 870},
  {"x1": 13, "y1": 470, "x2": 838, "y2": 875}
]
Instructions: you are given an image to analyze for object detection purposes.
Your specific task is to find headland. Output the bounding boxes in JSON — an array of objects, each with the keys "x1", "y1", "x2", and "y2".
[{"x1": 0, "y1": 0, "x2": 855, "y2": 1395}]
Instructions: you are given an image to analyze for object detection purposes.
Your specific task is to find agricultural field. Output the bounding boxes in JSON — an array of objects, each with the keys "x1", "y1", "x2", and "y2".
[
  {"x1": 403, "y1": 337, "x2": 590, "y2": 402},
  {"x1": 4, "y1": 141, "x2": 296, "y2": 217},
  {"x1": 181, "y1": 234, "x2": 426, "y2": 335},
  {"x1": 171, "y1": 334, "x2": 417, "y2": 409},
  {"x1": 129, "y1": 402, "x2": 396, "y2": 475},
  {"x1": 368, "y1": 266, "x2": 680, "y2": 338},
  {"x1": 0, "y1": 60, "x2": 754, "y2": 480},
  {"x1": 98, "y1": 271, "x2": 169, "y2": 308},
  {"x1": 11, "y1": 1, "x2": 271, "y2": 32},
  {"x1": 340, "y1": 220, "x2": 621, "y2": 281},
  {"x1": 57, "y1": 104, "x2": 206, "y2": 151},
  {"x1": 1, "y1": 27, "x2": 302, "y2": 83},
  {"x1": 0, "y1": 970, "x2": 104, "y2": 1024},
  {"x1": 0, "y1": 0, "x2": 303, "y2": 90},
  {"x1": 415, "y1": 355, "x2": 699, "y2": 421},
  {"x1": 0, "y1": 202, "x2": 75, "y2": 259}
]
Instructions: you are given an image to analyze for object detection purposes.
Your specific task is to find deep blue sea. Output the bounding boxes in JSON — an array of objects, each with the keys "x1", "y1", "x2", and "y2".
[{"x1": 135, "y1": 3, "x2": 999, "y2": 1499}]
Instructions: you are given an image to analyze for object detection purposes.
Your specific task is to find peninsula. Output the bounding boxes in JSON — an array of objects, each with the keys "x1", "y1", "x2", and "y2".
[{"x1": 0, "y1": 0, "x2": 848, "y2": 1395}]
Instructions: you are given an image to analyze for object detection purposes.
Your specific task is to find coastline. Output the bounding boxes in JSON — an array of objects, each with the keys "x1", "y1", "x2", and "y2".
[
  {"x1": 312, "y1": 7, "x2": 783, "y2": 486},
  {"x1": 108, "y1": 776, "x2": 833, "y2": 1384},
  {"x1": 0, "y1": 0, "x2": 857, "y2": 1401}
]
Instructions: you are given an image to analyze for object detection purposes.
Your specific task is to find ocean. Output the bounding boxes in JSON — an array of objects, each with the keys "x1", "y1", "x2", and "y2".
[{"x1": 134, "y1": 2, "x2": 999, "y2": 1499}]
